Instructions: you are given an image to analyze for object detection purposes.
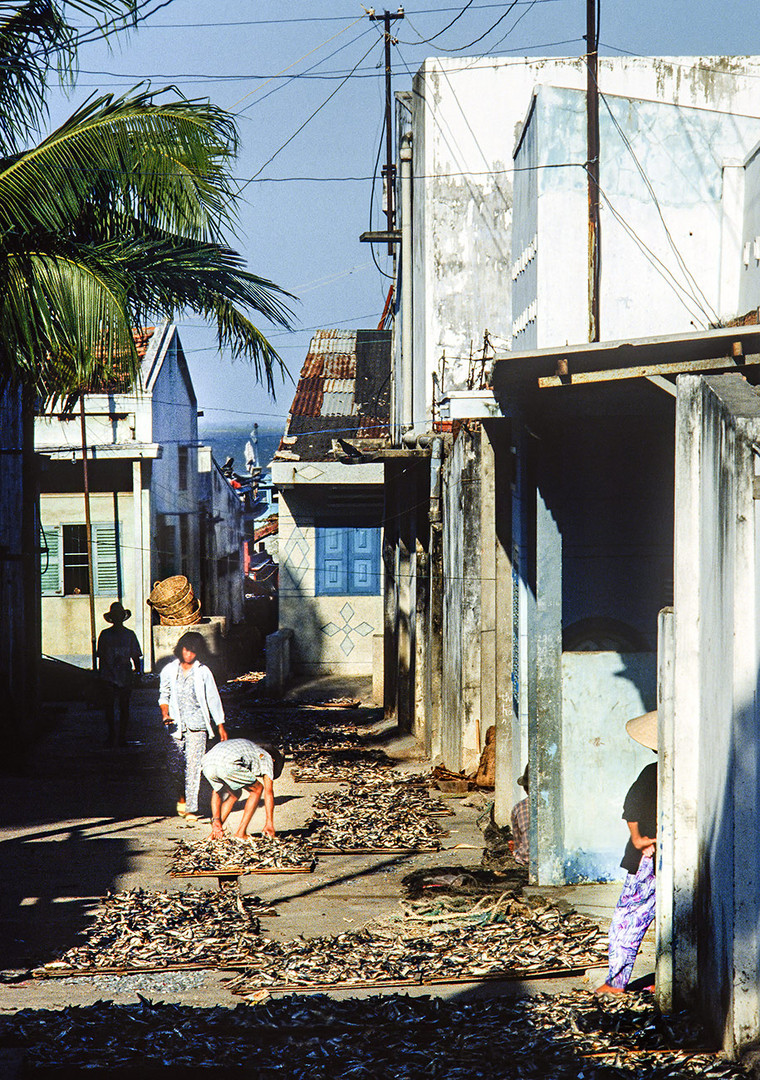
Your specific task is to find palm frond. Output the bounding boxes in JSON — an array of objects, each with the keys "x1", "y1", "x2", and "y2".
[
  {"x1": 0, "y1": 1, "x2": 139, "y2": 152},
  {"x1": 0, "y1": 242, "x2": 136, "y2": 399}
]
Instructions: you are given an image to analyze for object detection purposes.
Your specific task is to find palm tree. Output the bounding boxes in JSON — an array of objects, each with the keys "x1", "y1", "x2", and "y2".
[{"x1": 0, "y1": 0, "x2": 295, "y2": 735}]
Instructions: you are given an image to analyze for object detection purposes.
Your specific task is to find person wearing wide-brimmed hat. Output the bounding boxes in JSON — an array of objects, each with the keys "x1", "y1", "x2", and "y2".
[
  {"x1": 596, "y1": 710, "x2": 658, "y2": 996},
  {"x1": 96, "y1": 602, "x2": 143, "y2": 747}
]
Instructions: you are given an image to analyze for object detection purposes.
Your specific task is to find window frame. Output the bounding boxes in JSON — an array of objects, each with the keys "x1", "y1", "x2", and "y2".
[{"x1": 314, "y1": 526, "x2": 381, "y2": 597}]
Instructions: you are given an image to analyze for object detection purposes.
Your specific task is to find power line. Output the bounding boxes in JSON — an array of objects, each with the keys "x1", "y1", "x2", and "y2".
[
  {"x1": 588, "y1": 70, "x2": 721, "y2": 326},
  {"x1": 238, "y1": 38, "x2": 380, "y2": 190},
  {"x1": 70, "y1": 2, "x2": 566, "y2": 30}
]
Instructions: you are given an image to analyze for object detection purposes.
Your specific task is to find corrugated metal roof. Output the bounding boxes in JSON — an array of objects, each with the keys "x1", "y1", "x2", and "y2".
[
  {"x1": 321, "y1": 378, "x2": 356, "y2": 417},
  {"x1": 275, "y1": 329, "x2": 391, "y2": 462},
  {"x1": 322, "y1": 352, "x2": 355, "y2": 380}
]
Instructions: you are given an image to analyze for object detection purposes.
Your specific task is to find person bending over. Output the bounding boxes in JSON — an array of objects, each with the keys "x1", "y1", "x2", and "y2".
[{"x1": 202, "y1": 738, "x2": 284, "y2": 839}]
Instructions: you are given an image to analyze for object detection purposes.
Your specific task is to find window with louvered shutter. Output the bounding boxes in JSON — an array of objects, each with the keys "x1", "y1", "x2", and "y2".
[
  {"x1": 315, "y1": 527, "x2": 380, "y2": 597},
  {"x1": 40, "y1": 527, "x2": 61, "y2": 594},
  {"x1": 93, "y1": 522, "x2": 120, "y2": 596}
]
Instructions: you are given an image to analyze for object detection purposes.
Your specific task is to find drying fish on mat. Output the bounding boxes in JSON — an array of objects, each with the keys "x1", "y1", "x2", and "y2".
[
  {"x1": 343, "y1": 771, "x2": 431, "y2": 793},
  {"x1": 2, "y1": 990, "x2": 742, "y2": 1076},
  {"x1": 34, "y1": 888, "x2": 262, "y2": 975},
  {"x1": 169, "y1": 836, "x2": 317, "y2": 876},
  {"x1": 305, "y1": 793, "x2": 445, "y2": 851},
  {"x1": 226, "y1": 904, "x2": 606, "y2": 993},
  {"x1": 314, "y1": 785, "x2": 451, "y2": 820}
]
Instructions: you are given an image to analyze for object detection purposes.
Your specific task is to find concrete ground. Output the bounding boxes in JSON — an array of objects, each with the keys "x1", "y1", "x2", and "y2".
[{"x1": 0, "y1": 676, "x2": 654, "y2": 1014}]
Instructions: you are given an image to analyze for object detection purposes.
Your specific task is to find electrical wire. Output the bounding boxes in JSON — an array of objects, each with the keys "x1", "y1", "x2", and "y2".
[
  {"x1": 231, "y1": 16, "x2": 366, "y2": 112},
  {"x1": 586, "y1": 65, "x2": 721, "y2": 326},
  {"x1": 422, "y1": 0, "x2": 477, "y2": 43},
  {"x1": 404, "y1": 0, "x2": 524, "y2": 52},
  {"x1": 238, "y1": 37, "x2": 380, "y2": 191}
]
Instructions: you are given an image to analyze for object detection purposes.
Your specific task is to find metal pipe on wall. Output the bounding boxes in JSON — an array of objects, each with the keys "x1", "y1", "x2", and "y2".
[{"x1": 400, "y1": 131, "x2": 413, "y2": 434}]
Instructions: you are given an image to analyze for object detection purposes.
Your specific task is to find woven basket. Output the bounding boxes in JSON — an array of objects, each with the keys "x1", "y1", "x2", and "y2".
[
  {"x1": 160, "y1": 598, "x2": 202, "y2": 626},
  {"x1": 148, "y1": 575, "x2": 191, "y2": 611}
]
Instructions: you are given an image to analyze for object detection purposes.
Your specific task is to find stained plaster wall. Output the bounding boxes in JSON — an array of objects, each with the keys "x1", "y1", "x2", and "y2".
[
  {"x1": 671, "y1": 374, "x2": 760, "y2": 1054},
  {"x1": 40, "y1": 489, "x2": 141, "y2": 667},
  {"x1": 561, "y1": 652, "x2": 656, "y2": 881},
  {"x1": 739, "y1": 141, "x2": 760, "y2": 312},
  {"x1": 512, "y1": 85, "x2": 760, "y2": 350},
  {"x1": 403, "y1": 55, "x2": 760, "y2": 424},
  {"x1": 277, "y1": 487, "x2": 383, "y2": 676},
  {"x1": 510, "y1": 400, "x2": 670, "y2": 882},
  {"x1": 441, "y1": 427, "x2": 484, "y2": 773}
]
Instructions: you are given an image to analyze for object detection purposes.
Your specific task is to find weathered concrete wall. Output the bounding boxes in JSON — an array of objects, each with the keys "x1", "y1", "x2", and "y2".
[
  {"x1": 406, "y1": 55, "x2": 760, "y2": 424},
  {"x1": 441, "y1": 427, "x2": 482, "y2": 772},
  {"x1": 562, "y1": 651, "x2": 656, "y2": 881},
  {"x1": 277, "y1": 488, "x2": 383, "y2": 676},
  {"x1": 739, "y1": 140, "x2": 760, "y2": 313},
  {"x1": 672, "y1": 373, "x2": 760, "y2": 1055},
  {"x1": 512, "y1": 85, "x2": 760, "y2": 350}
]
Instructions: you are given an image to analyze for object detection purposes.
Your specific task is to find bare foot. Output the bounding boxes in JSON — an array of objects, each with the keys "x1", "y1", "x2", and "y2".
[
  {"x1": 594, "y1": 982, "x2": 625, "y2": 996},
  {"x1": 233, "y1": 831, "x2": 249, "y2": 840}
]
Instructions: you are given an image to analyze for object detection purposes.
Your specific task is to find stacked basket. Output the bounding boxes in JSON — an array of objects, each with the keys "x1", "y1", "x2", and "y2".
[{"x1": 147, "y1": 575, "x2": 202, "y2": 625}]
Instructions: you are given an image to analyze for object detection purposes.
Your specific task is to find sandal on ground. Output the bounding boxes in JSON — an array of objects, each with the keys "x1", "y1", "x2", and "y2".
[
  {"x1": 184, "y1": 812, "x2": 200, "y2": 824},
  {"x1": 176, "y1": 801, "x2": 188, "y2": 817}
]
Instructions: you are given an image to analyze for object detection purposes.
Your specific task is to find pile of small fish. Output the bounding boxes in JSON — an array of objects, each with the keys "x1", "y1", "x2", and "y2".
[
  {"x1": 316, "y1": 785, "x2": 450, "y2": 821},
  {"x1": 226, "y1": 901, "x2": 604, "y2": 992},
  {"x1": 2, "y1": 991, "x2": 740, "y2": 1076},
  {"x1": 343, "y1": 771, "x2": 431, "y2": 793},
  {"x1": 292, "y1": 749, "x2": 394, "y2": 784},
  {"x1": 306, "y1": 789, "x2": 445, "y2": 851},
  {"x1": 35, "y1": 888, "x2": 262, "y2": 974},
  {"x1": 170, "y1": 836, "x2": 317, "y2": 875}
]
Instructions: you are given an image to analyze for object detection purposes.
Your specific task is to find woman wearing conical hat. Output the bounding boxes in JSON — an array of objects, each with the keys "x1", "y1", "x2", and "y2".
[{"x1": 596, "y1": 710, "x2": 657, "y2": 996}]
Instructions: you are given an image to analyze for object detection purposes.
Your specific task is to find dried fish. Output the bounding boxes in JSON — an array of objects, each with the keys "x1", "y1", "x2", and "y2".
[
  {"x1": 35, "y1": 888, "x2": 263, "y2": 973},
  {"x1": 170, "y1": 836, "x2": 317, "y2": 875},
  {"x1": 1, "y1": 990, "x2": 741, "y2": 1076},
  {"x1": 305, "y1": 789, "x2": 445, "y2": 851}
]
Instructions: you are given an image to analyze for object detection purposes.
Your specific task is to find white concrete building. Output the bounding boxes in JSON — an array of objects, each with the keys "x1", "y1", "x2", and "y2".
[
  {"x1": 396, "y1": 54, "x2": 760, "y2": 432},
  {"x1": 36, "y1": 323, "x2": 240, "y2": 669}
]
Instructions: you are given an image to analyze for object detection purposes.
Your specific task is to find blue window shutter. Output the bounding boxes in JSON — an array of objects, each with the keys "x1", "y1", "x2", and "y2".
[
  {"x1": 93, "y1": 522, "x2": 120, "y2": 596},
  {"x1": 40, "y1": 527, "x2": 61, "y2": 594},
  {"x1": 316, "y1": 527, "x2": 348, "y2": 595},
  {"x1": 348, "y1": 528, "x2": 380, "y2": 596}
]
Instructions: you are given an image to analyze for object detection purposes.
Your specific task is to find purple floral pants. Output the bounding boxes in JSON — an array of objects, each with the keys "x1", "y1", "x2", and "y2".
[{"x1": 607, "y1": 855, "x2": 656, "y2": 988}]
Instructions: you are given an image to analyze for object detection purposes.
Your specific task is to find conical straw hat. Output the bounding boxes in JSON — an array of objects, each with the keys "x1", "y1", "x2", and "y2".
[{"x1": 625, "y1": 710, "x2": 658, "y2": 751}]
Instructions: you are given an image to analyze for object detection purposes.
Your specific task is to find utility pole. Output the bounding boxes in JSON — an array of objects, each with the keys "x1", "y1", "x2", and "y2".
[
  {"x1": 369, "y1": 8, "x2": 405, "y2": 254},
  {"x1": 586, "y1": 0, "x2": 600, "y2": 342}
]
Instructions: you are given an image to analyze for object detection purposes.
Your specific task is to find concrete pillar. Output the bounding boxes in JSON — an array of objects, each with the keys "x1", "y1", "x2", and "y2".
[
  {"x1": 427, "y1": 520, "x2": 444, "y2": 762},
  {"x1": 656, "y1": 605, "x2": 675, "y2": 1012},
  {"x1": 460, "y1": 433, "x2": 482, "y2": 771},
  {"x1": 414, "y1": 543, "x2": 429, "y2": 745},
  {"x1": 530, "y1": 439, "x2": 564, "y2": 885},
  {"x1": 672, "y1": 376, "x2": 702, "y2": 1004},
  {"x1": 396, "y1": 475, "x2": 414, "y2": 734},
  {"x1": 484, "y1": 420, "x2": 514, "y2": 829},
  {"x1": 132, "y1": 459, "x2": 151, "y2": 668},
  {"x1": 383, "y1": 466, "x2": 398, "y2": 723},
  {"x1": 480, "y1": 425, "x2": 497, "y2": 751},
  {"x1": 266, "y1": 628, "x2": 293, "y2": 698}
]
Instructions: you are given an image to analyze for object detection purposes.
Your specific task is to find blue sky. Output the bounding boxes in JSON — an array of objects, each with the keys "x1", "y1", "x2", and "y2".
[{"x1": 48, "y1": 0, "x2": 760, "y2": 433}]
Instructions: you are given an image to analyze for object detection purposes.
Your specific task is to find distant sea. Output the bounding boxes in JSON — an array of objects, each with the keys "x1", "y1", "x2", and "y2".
[{"x1": 198, "y1": 422, "x2": 284, "y2": 476}]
